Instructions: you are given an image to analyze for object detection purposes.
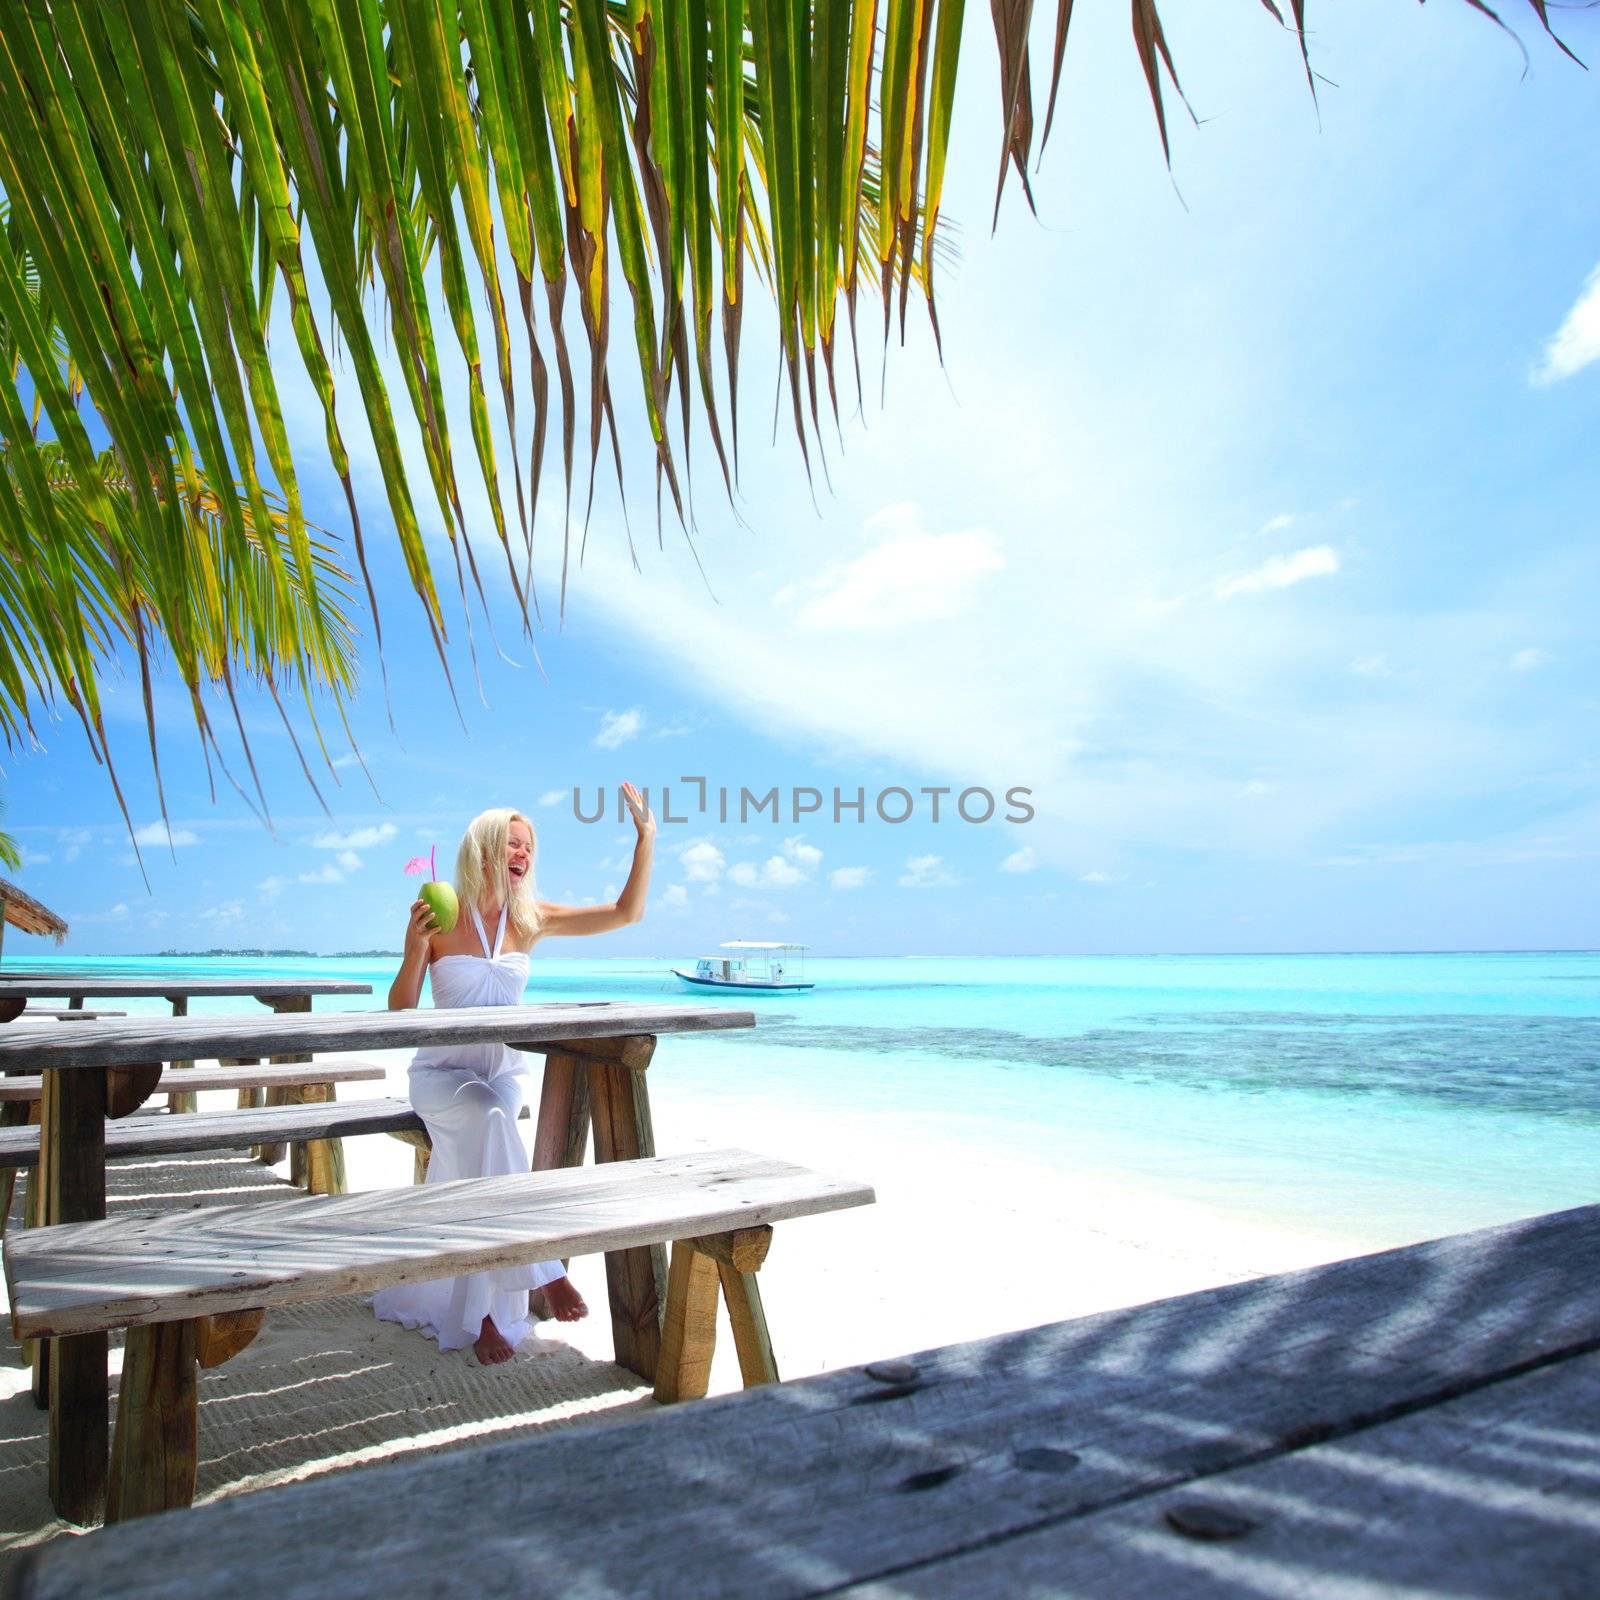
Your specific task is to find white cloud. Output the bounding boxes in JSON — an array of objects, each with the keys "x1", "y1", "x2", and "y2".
[
  {"x1": 1532, "y1": 262, "x2": 1600, "y2": 385},
  {"x1": 132, "y1": 822, "x2": 198, "y2": 848},
  {"x1": 331, "y1": 752, "x2": 363, "y2": 771},
  {"x1": 1214, "y1": 546, "x2": 1340, "y2": 601},
  {"x1": 1079, "y1": 871, "x2": 1126, "y2": 885},
  {"x1": 778, "y1": 506, "x2": 1005, "y2": 632},
  {"x1": 18, "y1": 847, "x2": 51, "y2": 867},
  {"x1": 260, "y1": 875, "x2": 287, "y2": 902},
  {"x1": 200, "y1": 901, "x2": 245, "y2": 927},
  {"x1": 311, "y1": 823, "x2": 397, "y2": 850},
  {"x1": 678, "y1": 840, "x2": 726, "y2": 882},
  {"x1": 1000, "y1": 846, "x2": 1037, "y2": 874},
  {"x1": 1510, "y1": 648, "x2": 1550, "y2": 672},
  {"x1": 782, "y1": 836, "x2": 823, "y2": 869},
  {"x1": 727, "y1": 835, "x2": 821, "y2": 889},
  {"x1": 593, "y1": 708, "x2": 645, "y2": 749},
  {"x1": 297, "y1": 863, "x2": 344, "y2": 886},
  {"x1": 1351, "y1": 655, "x2": 1394, "y2": 678},
  {"x1": 336, "y1": 850, "x2": 363, "y2": 873},
  {"x1": 1260, "y1": 513, "x2": 1296, "y2": 536},
  {"x1": 730, "y1": 856, "x2": 805, "y2": 888},
  {"x1": 57, "y1": 827, "x2": 92, "y2": 863},
  {"x1": 538, "y1": 789, "x2": 566, "y2": 807},
  {"x1": 829, "y1": 866, "x2": 872, "y2": 890},
  {"x1": 659, "y1": 884, "x2": 689, "y2": 909},
  {"x1": 900, "y1": 853, "x2": 957, "y2": 889}
]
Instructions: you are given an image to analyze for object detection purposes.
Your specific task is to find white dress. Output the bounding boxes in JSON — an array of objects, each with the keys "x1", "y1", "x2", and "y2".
[{"x1": 371, "y1": 904, "x2": 565, "y2": 1352}]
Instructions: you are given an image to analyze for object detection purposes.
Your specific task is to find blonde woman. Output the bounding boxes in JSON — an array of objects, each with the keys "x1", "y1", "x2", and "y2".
[{"x1": 372, "y1": 784, "x2": 656, "y2": 1364}]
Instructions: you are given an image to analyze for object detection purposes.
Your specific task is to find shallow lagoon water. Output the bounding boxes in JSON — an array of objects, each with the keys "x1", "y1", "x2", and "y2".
[{"x1": 14, "y1": 949, "x2": 1597, "y2": 1249}]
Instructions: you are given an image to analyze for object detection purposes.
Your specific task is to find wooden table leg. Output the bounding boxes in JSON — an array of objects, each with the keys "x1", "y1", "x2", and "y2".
[
  {"x1": 219, "y1": 1057, "x2": 266, "y2": 1156},
  {"x1": 585, "y1": 1037, "x2": 665, "y2": 1382},
  {"x1": 107, "y1": 1320, "x2": 196, "y2": 1524},
  {"x1": 256, "y1": 994, "x2": 311, "y2": 1171},
  {"x1": 0, "y1": 1084, "x2": 28, "y2": 1235},
  {"x1": 42, "y1": 1065, "x2": 109, "y2": 1525},
  {"x1": 165, "y1": 997, "x2": 195, "y2": 1114},
  {"x1": 527, "y1": 1051, "x2": 594, "y2": 1321},
  {"x1": 531, "y1": 1050, "x2": 593, "y2": 1173},
  {"x1": 299, "y1": 1082, "x2": 346, "y2": 1196}
]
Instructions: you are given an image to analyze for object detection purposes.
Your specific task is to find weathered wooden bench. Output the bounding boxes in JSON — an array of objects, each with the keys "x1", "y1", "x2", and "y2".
[
  {"x1": 7, "y1": 1202, "x2": 1595, "y2": 1597},
  {"x1": 4, "y1": 1147, "x2": 873, "y2": 1523},
  {"x1": 13, "y1": 1009, "x2": 128, "y2": 1022},
  {"x1": 0, "y1": 1059, "x2": 388, "y2": 1104},
  {"x1": 0, "y1": 1093, "x2": 419, "y2": 1194},
  {"x1": 0, "y1": 1061, "x2": 392, "y2": 1236}
]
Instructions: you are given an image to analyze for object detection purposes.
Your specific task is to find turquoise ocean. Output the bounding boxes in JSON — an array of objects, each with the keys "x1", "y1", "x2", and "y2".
[{"x1": 10, "y1": 950, "x2": 1598, "y2": 1248}]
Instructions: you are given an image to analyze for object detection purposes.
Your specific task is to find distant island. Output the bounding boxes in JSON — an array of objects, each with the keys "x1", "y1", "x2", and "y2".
[
  {"x1": 147, "y1": 948, "x2": 402, "y2": 959},
  {"x1": 156, "y1": 948, "x2": 317, "y2": 958}
]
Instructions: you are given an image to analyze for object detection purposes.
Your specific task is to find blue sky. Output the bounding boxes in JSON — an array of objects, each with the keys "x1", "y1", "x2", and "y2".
[{"x1": 4, "y1": 1, "x2": 1599, "y2": 956}]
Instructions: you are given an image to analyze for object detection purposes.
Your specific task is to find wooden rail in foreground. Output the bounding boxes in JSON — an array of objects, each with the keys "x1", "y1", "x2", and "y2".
[{"x1": 6, "y1": 1201, "x2": 1596, "y2": 1598}]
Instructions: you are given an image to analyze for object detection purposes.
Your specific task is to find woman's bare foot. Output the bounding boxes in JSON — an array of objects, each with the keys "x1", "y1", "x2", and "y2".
[
  {"x1": 474, "y1": 1315, "x2": 516, "y2": 1365},
  {"x1": 544, "y1": 1275, "x2": 588, "y2": 1322}
]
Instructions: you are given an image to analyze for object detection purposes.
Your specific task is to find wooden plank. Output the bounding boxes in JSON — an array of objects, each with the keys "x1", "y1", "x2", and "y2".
[
  {"x1": 690, "y1": 1226, "x2": 772, "y2": 1273},
  {"x1": 165, "y1": 997, "x2": 195, "y2": 1115},
  {"x1": 653, "y1": 1240, "x2": 720, "y2": 1404},
  {"x1": 195, "y1": 1308, "x2": 265, "y2": 1369},
  {"x1": 0, "y1": 1092, "x2": 29, "y2": 1233},
  {"x1": 104, "y1": 1064, "x2": 163, "y2": 1120},
  {"x1": 0, "y1": 1096, "x2": 421, "y2": 1170},
  {"x1": 105, "y1": 1320, "x2": 197, "y2": 1525},
  {"x1": 517, "y1": 1033, "x2": 657, "y2": 1072},
  {"x1": 718, "y1": 1260, "x2": 780, "y2": 1389},
  {"x1": 0, "y1": 1001, "x2": 755, "y2": 1072},
  {"x1": 530, "y1": 1051, "x2": 593, "y2": 1172},
  {"x1": 0, "y1": 1060, "x2": 389, "y2": 1103},
  {"x1": 267, "y1": 994, "x2": 311, "y2": 1178},
  {"x1": 17, "y1": 1009, "x2": 127, "y2": 1021},
  {"x1": 840, "y1": 1349, "x2": 1600, "y2": 1597},
  {"x1": 587, "y1": 1046, "x2": 667, "y2": 1382},
  {"x1": 6, "y1": 1148, "x2": 876, "y2": 1340},
  {"x1": 298, "y1": 1082, "x2": 346, "y2": 1196},
  {"x1": 527, "y1": 1049, "x2": 592, "y2": 1320},
  {"x1": 0, "y1": 979, "x2": 372, "y2": 1000},
  {"x1": 43, "y1": 1063, "x2": 108, "y2": 1525},
  {"x1": 8, "y1": 1204, "x2": 1598, "y2": 1600},
  {"x1": 28, "y1": 1078, "x2": 55, "y2": 1402}
]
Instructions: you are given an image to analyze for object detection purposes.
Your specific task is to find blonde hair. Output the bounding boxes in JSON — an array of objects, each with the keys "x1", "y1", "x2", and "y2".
[{"x1": 454, "y1": 808, "x2": 543, "y2": 940}]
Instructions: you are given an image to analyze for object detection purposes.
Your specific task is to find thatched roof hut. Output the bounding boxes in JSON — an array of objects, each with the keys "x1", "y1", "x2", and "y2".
[{"x1": 0, "y1": 878, "x2": 68, "y2": 957}]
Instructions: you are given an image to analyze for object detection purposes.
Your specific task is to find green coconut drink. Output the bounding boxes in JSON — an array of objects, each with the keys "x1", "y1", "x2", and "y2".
[{"x1": 406, "y1": 847, "x2": 458, "y2": 933}]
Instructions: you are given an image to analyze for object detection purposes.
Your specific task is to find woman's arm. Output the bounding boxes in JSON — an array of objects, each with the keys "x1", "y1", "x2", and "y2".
[
  {"x1": 538, "y1": 781, "x2": 655, "y2": 940},
  {"x1": 388, "y1": 900, "x2": 438, "y2": 1009}
]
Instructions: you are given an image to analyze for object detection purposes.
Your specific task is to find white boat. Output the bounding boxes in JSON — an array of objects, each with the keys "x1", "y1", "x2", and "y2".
[{"x1": 671, "y1": 941, "x2": 814, "y2": 992}]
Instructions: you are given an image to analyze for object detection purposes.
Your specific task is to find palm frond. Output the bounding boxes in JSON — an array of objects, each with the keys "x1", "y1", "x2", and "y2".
[{"x1": 0, "y1": 0, "x2": 1575, "y2": 832}]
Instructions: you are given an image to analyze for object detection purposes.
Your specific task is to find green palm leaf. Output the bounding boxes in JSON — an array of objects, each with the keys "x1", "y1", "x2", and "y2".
[{"x1": 0, "y1": 0, "x2": 1574, "y2": 832}]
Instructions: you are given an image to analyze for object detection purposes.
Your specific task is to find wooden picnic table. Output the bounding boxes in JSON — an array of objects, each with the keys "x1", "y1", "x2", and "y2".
[
  {"x1": 7, "y1": 1200, "x2": 1594, "y2": 1598},
  {"x1": 0, "y1": 976, "x2": 376, "y2": 1178},
  {"x1": 0, "y1": 999, "x2": 754, "y2": 1526},
  {"x1": 0, "y1": 975, "x2": 372, "y2": 1027}
]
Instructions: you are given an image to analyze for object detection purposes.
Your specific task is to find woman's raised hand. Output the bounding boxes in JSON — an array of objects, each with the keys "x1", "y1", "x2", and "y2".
[
  {"x1": 403, "y1": 897, "x2": 440, "y2": 959},
  {"x1": 621, "y1": 781, "x2": 656, "y2": 841}
]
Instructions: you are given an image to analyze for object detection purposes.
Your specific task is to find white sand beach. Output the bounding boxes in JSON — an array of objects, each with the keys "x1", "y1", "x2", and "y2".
[{"x1": 0, "y1": 1051, "x2": 1374, "y2": 1569}]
